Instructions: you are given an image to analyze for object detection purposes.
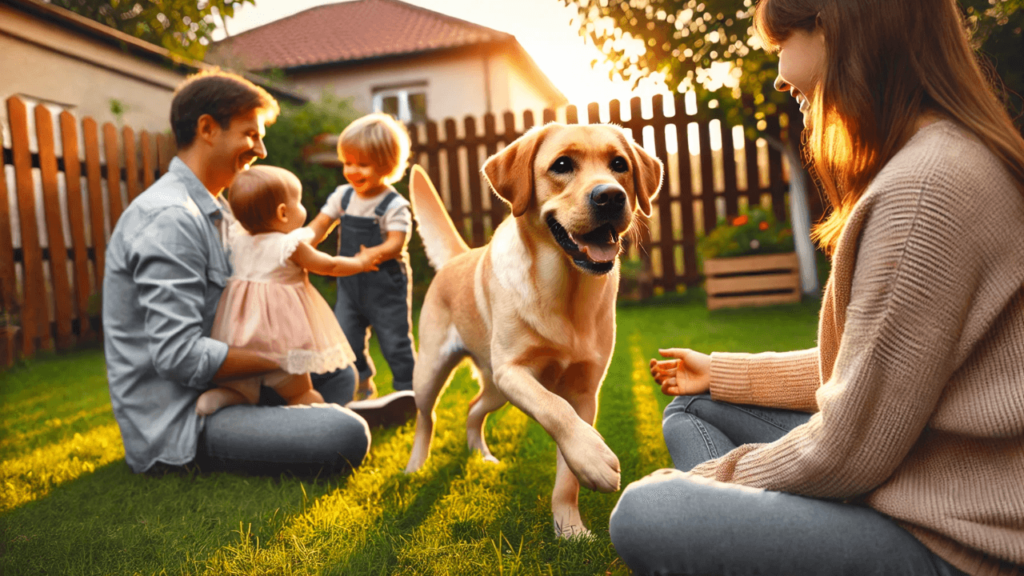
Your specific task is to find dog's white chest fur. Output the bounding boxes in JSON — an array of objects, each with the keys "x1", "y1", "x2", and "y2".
[{"x1": 488, "y1": 219, "x2": 614, "y2": 357}]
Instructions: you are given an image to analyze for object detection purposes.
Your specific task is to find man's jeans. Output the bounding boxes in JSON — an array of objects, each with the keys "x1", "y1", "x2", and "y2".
[
  {"x1": 195, "y1": 366, "x2": 368, "y2": 476},
  {"x1": 609, "y1": 394, "x2": 968, "y2": 576}
]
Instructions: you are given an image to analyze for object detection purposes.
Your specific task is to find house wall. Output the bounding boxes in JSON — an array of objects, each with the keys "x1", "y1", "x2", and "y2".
[
  {"x1": 0, "y1": 4, "x2": 186, "y2": 133},
  {"x1": 285, "y1": 47, "x2": 561, "y2": 127}
]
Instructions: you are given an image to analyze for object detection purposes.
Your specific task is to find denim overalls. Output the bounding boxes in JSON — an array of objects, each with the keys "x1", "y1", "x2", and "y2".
[{"x1": 334, "y1": 186, "x2": 415, "y2": 390}]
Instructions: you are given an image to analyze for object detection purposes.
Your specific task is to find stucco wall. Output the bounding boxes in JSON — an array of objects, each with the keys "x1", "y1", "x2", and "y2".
[
  {"x1": 286, "y1": 47, "x2": 561, "y2": 128},
  {"x1": 0, "y1": 4, "x2": 186, "y2": 133}
]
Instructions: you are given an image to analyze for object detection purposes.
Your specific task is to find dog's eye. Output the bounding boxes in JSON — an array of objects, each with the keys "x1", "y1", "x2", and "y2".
[
  {"x1": 549, "y1": 156, "x2": 574, "y2": 174},
  {"x1": 610, "y1": 156, "x2": 629, "y2": 173}
]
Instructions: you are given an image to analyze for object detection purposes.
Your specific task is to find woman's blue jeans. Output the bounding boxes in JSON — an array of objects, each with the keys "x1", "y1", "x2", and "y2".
[{"x1": 609, "y1": 394, "x2": 968, "y2": 576}]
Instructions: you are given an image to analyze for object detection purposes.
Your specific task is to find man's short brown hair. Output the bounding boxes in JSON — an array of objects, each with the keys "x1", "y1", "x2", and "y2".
[{"x1": 170, "y1": 69, "x2": 280, "y2": 148}]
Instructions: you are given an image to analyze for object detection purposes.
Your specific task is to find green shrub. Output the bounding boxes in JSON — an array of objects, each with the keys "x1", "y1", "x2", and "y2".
[{"x1": 698, "y1": 207, "x2": 795, "y2": 260}]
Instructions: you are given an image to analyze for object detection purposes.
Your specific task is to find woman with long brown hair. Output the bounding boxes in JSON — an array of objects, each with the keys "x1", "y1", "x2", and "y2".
[{"x1": 609, "y1": 0, "x2": 1024, "y2": 574}]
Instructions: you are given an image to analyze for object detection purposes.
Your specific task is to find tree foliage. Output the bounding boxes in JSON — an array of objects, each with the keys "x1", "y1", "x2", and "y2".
[
  {"x1": 48, "y1": 0, "x2": 255, "y2": 60},
  {"x1": 563, "y1": 0, "x2": 1024, "y2": 128}
]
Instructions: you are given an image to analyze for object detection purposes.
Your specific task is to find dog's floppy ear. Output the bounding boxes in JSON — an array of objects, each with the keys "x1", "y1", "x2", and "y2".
[
  {"x1": 621, "y1": 131, "x2": 663, "y2": 218},
  {"x1": 483, "y1": 124, "x2": 551, "y2": 218}
]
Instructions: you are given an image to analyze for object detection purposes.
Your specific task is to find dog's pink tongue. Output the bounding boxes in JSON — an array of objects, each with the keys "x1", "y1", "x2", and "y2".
[{"x1": 578, "y1": 241, "x2": 620, "y2": 263}]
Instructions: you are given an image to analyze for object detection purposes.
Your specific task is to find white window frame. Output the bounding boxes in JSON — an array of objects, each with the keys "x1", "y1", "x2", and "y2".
[{"x1": 371, "y1": 83, "x2": 427, "y2": 123}]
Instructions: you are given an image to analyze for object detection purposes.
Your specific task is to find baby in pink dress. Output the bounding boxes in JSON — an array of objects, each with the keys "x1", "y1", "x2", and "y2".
[{"x1": 196, "y1": 166, "x2": 381, "y2": 416}]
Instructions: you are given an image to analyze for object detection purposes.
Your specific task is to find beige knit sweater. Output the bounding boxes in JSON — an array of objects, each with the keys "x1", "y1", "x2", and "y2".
[{"x1": 692, "y1": 120, "x2": 1024, "y2": 575}]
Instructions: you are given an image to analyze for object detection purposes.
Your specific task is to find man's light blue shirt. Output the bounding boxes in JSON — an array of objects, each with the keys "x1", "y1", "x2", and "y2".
[{"x1": 103, "y1": 157, "x2": 232, "y2": 473}]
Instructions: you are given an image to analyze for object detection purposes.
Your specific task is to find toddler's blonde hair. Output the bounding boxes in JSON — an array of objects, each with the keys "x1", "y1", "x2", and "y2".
[
  {"x1": 337, "y1": 113, "x2": 411, "y2": 185},
  {"x1": 228, "y1": 165, "x2": 300, "y2": 234}
]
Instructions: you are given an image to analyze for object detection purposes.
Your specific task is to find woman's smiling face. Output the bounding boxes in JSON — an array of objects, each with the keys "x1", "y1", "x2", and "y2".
[{"x1": 773, "y1": 28, "x2": 827, "y2": 128}]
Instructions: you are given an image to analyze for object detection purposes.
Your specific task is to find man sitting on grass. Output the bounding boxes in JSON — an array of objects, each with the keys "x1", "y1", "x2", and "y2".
[{"x1": 102, "y1": 69, "x2": 413, "y2": 476}]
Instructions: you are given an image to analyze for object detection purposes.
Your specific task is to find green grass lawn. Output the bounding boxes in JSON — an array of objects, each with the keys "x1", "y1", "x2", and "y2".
[{"x1": 0, "y1": 295, "x2": 820, "y2": 575}]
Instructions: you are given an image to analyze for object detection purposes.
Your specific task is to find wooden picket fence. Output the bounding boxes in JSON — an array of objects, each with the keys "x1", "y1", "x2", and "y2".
[
  {"x1": 1, "y1": 93, "x2": 805, "y2": 366},
  {"x1": 0, "y1": 96, "x2": 176, "y2": 365}
]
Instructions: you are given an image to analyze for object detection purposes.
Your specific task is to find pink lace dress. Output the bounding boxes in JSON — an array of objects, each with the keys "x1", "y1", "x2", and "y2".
[{"x1": 211, "y1": 225, "x2": 356, "y2": 374}]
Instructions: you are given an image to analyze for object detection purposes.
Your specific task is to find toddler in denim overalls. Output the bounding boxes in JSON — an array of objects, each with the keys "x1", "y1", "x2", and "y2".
[{"x1": 308, "y1": 113, "x2": 416, "y2": 401}]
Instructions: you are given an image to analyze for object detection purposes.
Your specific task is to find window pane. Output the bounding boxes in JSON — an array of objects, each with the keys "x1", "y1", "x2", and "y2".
[
  {"x1": 408, "y1": 92, "x2": 427, "y2": 123},
  {"x1": 381, "y1": 95, "x2": 400, "y2": 118}
]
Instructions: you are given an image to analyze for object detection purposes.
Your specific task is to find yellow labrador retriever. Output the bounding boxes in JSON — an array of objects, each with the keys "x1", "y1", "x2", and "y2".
[{"x1": 404, "y1": 123, "x2": 662, "y2": 537}]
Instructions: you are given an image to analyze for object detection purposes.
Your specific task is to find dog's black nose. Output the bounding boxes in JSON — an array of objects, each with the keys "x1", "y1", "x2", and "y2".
[
  {"x1": 590, "y1": 184, "x2": 627, "y2": 218},
  {"x1": 590, "y1": 184, "x2": 626, "y2": 208}
]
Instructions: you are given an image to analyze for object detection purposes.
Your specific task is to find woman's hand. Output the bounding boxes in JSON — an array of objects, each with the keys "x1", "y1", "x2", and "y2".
[{"x1": 649, "y1": 348, "x2": 712, "y2": 396}]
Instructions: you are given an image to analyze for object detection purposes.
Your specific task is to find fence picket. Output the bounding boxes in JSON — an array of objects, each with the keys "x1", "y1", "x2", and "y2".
[
  {"x1": 123, "y1": 126, "x2": 140, "y2": 202},
  {"x1": 697, "y1": 119, "x2": 717, "y2": 235},
  {"x1": 463, "y1": 117, "x2": 485, "y2": 247},
  {"x1": 743, "y1": 132, "x2": 761, "y2": 207},
  {"x1": 721, "y1": 123, "x2": 739, "y2": 219},
  {"x1": 650, "y1": 95, "x2": 676, "y2": 291},
  {"x1": 0, "y1": 118, "x2": 18, "y2": 363},
  {"x1": 424, "y1": 122, "x2": 442, "y2": 202},
  {"x1": 82, "y1": 118, "x2": 107, "y2": 286},
  {"x1": 8, "y1": 97, "x2": 49, "y2": 354},
  {"x1": 34, "y1": 105, "x2": 74, "y2": 349},
  {"x1": 103, "y1": 123, "x2": 124, "y2": 225},
  {"x1": 59, "y1": 111, "x2": 94, "y2": 340},
  {"x1": 157, "y1": 133, "x2": 173, "y2": 175},
  {"x1": 672, "y1": 95, "x2": 699, "y2": 287},
  {"x1": 442, "y1": 119, "x2": 467, "y2": 245},
  {"x1": 140, "y1": 131, "x2": 156, "y2": 189}
]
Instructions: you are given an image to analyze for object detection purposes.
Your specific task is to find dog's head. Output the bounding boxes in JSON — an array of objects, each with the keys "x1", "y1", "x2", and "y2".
[{"x1": 483, "y1": 123, "x2": 663, "y2": 275}]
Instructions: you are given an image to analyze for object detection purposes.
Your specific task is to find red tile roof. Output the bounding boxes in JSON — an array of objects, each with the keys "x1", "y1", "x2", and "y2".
[{"x1": 209, "y1": 0, "x2": 516, "y2": 71}]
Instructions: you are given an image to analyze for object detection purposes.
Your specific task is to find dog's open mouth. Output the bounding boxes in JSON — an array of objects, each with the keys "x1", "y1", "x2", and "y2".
[{"x1": 546, "y1": 214, "x2": 620, "y2": 274}]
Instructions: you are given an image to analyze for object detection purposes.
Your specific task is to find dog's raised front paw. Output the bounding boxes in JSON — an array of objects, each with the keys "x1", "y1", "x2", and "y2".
[{"x1": 561, "y1": 422, "x2": 620, "y2": 493}]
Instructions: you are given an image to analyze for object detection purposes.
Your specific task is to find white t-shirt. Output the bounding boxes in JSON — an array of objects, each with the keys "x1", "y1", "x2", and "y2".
[{"x1": 320, "y1": 185, "x2": 411, "y2": 237}]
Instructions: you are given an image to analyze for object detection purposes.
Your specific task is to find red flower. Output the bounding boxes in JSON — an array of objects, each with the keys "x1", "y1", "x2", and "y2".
[
  {"x1": 759, "y1": 221, "x2": 769, "y2": 231},
  {"x1": 732, "y1": 215, "x2": 748, "y2": 226}
]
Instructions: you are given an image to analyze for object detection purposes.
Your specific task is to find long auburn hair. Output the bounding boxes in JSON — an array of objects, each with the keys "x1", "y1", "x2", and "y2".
[{"x1": 755, "y1": 0, "x2": 1024, "y2": 255}]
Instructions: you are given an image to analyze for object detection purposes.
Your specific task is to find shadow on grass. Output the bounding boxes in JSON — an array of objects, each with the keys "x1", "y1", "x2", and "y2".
[{"x1": 324, "y1": 449, "x2": 472, "y2": 575}]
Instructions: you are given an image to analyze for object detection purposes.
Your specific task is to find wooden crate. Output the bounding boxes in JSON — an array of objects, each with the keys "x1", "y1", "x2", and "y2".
[{"x1": 704, "y1": 252, "x2": 801, "y2": 310}]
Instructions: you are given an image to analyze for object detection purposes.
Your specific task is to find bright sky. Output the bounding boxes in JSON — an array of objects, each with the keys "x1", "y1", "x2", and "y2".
[{"x1": 211, "y1": 0, "x2": 673, "y2": 110}]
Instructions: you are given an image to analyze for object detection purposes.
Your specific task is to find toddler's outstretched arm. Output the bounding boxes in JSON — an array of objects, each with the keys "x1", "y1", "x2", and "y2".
[
  {"x1": 306, "y1": 213, "x2": 338, "y2": 246},
  {"x1": 291, "y1": 241, "x2": 381, "y2": 277}
]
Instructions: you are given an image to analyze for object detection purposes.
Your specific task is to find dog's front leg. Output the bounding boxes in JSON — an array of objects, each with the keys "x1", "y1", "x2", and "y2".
[
  {"x1": 492, "y1": 364, "x2": 620, "y2": 493},
  {"x1": 552, "y1": 391, "x2": 597, "y2": 538}
]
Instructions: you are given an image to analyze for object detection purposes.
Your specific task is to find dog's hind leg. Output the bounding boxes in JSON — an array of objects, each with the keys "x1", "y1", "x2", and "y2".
[
  {"x1": 405, "y1": 323, "x2": 465, "y2": 474},
  {"x1": 466, "y1": 366, "x2": 507, "y2": 463}
]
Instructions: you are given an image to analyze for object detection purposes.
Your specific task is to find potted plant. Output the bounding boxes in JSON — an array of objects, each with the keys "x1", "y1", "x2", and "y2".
[{"x1": 699, "y1": 207, "x2": 800, "y2": 310}]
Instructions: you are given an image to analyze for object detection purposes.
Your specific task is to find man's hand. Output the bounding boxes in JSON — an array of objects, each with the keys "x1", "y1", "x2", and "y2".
[{"x1": 649, "y1": 348, "x2": 712, "y2": 396}]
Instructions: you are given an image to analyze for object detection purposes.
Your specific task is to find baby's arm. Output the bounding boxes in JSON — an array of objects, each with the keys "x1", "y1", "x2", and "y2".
[
  {"x1": 364, "y1": 230, "x2": 408, "y2": 263},
  {"x1": 305, "y1": 213, "x2": 338, "y2": 246},
  {"x1": 291, "y1": 241, "x2": 381, "y2": 277}
]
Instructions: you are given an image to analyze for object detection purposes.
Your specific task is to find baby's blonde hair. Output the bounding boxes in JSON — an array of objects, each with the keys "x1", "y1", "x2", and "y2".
[
  {"x1": 228, "y1": 165, "x2": 300, "y2": 234},
  {"x1": 337, "y1": 113, "x2": 411, "y2": 184}
]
